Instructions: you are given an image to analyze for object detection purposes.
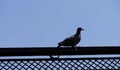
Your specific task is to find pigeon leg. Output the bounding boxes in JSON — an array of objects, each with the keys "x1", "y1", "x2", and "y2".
[
  {"x1": 72, "y1": 46, "x2": 77, "y2": 51},
  {"x1": 75, "y1": 46, "x2": 78, "y2": 51}
]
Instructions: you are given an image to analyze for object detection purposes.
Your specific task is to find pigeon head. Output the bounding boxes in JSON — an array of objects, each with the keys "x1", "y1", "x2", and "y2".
[{"x1": 76, "y1": 27, "x2": 84, "y2": 34}]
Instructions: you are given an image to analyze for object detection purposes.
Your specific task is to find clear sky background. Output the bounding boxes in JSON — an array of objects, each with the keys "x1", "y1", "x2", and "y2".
[{"x1": 0, "y1": 0, "x2": 120, "y2": 47}]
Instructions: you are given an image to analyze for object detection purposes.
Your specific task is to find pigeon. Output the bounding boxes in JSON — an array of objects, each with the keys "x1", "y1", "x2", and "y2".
[
  {"x1": 49, "y1": 27, "x2": 83, "y2": 59},
  {"x1": 57, "y1": 27, "x2": 84, "y2": 48}
]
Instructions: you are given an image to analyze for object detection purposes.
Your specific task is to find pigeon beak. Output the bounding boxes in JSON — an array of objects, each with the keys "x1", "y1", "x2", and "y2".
[{"x1": 81, "y1": 28, "x2": 84, "y2": 30}]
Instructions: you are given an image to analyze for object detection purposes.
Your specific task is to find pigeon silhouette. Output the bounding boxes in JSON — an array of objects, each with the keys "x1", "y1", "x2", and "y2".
[
  {"x1": 50, "y1": 27, "x2": 83, "y2": 59},
  {"x1": 57, "y1": 27, "x2": 83, "y2": 48}
]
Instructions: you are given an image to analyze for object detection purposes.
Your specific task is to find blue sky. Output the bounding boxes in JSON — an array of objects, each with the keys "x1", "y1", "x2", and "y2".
[{"x1": 0, "y1": 0, "x2": 120, "y2": 47}]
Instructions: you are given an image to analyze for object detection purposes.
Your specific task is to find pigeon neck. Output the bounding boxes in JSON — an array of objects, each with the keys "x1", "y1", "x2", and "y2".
[{"x1": 76, "y1": 30, "x2": 81, "y2": 35}]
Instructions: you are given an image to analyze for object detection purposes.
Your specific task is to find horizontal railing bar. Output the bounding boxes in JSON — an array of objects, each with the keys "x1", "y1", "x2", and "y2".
[
  {"x1": 0, "y1": 57, "x2": 120, "y2": 61},
  {"x1": 0, "y1": 46, "x2": 120, "y2": 56}
]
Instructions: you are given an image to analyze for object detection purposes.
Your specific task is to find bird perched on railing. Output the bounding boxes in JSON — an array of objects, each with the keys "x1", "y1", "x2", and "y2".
[
  {"x1": 50, "y1": 27, "x2": 84, "y2": 59},
  {"x1": 57, "y1": 27, "x2": 84, "y2": 48}
]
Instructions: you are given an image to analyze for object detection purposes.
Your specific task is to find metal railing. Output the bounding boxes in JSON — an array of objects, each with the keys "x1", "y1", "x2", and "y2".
[{"x1": 0, "y1": 46, "x2": 120, "y2": 70}]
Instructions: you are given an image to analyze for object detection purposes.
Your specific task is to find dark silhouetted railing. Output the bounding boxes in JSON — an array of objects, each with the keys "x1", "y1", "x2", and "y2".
[{"x1": 0, "y1": 46, "x2": 120, "y2": 70}]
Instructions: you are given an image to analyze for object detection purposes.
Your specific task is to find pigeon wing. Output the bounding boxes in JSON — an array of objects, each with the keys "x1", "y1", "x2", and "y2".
[{"x1": 58, "y1": 35, "x2": 77, "y2": 46}]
